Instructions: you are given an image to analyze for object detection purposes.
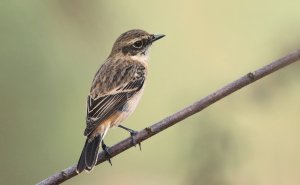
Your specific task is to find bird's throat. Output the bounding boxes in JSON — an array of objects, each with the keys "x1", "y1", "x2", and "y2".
[{"x1": 130, "y1": 53, "x2": 149, "y2": 64}]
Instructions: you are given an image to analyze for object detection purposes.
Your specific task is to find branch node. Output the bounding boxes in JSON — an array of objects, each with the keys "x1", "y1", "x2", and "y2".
[
  {"x1": 145, "y1": 127, "x2": 154, "y2": 133},
  {"x1": 247, "y1": 72, "x2": 255, "y2": 80},
  {"x1": 61, "y1": 171, "x2": 67, "y2": 178}
]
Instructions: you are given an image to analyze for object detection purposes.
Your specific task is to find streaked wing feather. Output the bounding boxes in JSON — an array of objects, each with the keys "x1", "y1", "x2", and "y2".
[{"x1": 84, "y1": 77, "x2": 144, "y2": 136}]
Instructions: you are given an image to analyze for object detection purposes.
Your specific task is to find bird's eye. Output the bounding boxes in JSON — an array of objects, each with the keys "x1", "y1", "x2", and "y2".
[{"x1": 132, "y1": 40, "x2": 143, "y2": 49}]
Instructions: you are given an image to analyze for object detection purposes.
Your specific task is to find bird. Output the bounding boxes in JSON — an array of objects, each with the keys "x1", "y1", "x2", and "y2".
[{"x1": 76, "y1": 29, "x2": 165, "y2": 173}]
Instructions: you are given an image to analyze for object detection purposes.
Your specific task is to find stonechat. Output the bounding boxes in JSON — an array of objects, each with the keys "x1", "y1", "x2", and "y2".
[{"x1": 76, "y1": 29, "x2": 165, "y2": 173}]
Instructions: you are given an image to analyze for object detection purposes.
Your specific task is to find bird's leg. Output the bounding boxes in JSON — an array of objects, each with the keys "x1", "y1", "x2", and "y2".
[
  {"x1": 118, "y1": 125, "x2": 141, "y2": 150},
  {"x1": 101, "y1": 140, "x2": 112, "y2": 166}
]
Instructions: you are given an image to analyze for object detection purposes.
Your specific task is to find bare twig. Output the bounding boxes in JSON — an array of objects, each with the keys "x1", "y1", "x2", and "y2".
[{"x1": 37, "y1": 49, "x2": 300, "y2": 185}]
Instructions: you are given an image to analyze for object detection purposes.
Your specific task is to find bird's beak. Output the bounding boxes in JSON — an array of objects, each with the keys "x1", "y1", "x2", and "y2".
[{"x1": 151, "y1": 34, "x2": 165, "y2": 43}]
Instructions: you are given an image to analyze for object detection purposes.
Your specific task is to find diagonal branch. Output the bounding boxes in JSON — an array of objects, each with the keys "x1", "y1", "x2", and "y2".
[{"x1": 37, "y1": 49, "x2": 300, "y2": 185}]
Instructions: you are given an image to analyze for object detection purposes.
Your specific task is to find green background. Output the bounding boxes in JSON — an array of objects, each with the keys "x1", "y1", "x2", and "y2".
[{"x1": 1, "y1": 0, "x2": 300, "y2": 184}]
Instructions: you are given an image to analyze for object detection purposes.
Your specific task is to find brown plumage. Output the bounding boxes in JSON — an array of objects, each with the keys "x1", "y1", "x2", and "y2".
[{"x1": 76, "y1": 29, "x2": 165, "y2": 173}]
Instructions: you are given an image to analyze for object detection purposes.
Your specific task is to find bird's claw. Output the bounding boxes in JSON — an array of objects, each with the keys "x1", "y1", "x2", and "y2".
[
  {"x1": 118, "y1": 125, "x2": 142, "y2": 151},
  {"x1": 130, "y1": 131, "x2": 141, "y2": 151},
  {"x1": 101, "y1": 142, "x2": 112, "y2": 166}
]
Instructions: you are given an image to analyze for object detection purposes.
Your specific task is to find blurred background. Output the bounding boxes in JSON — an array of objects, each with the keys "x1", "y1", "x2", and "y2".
[{"x1": 1, "y1": 0, "x2": 300, "y2": 184}]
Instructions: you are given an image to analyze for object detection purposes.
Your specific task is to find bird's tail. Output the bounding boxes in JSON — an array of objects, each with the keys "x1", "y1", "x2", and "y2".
[{"x1": 76, "y1": 135, "x2": 102, "y2": 173}]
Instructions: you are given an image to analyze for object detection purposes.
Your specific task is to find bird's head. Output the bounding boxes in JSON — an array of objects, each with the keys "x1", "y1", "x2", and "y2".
[{"x1": 110, "y1": 29, "x2": 165, "y2": 61}]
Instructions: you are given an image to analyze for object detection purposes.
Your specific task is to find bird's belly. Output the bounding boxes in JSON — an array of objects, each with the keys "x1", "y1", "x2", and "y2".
[{"x1": 111, "y1": 87, "x2": 144, "y2": 127}]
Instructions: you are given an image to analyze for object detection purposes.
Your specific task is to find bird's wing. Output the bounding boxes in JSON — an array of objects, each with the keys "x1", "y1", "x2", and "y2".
[{"x1": 84, "y1": 65, "x2": 145, "y2": 136}]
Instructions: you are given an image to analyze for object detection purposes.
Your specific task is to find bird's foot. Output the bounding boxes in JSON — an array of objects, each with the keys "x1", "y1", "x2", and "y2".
[
  {"x1": 101, "y1": 141, "x2": 112, "y2": 166},
  {"x1": 130, "y1": 130, "x2": 141, "y2": 151},
  {"x1": 118, "y1": 125, "x2": 141, "y2": 151}
]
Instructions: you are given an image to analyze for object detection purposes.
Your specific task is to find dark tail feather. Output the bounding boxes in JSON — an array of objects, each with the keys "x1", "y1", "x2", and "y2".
[
  {"x1": 76, "y1": 135, "x2": 101, "y2": 173},
  {"x1": 85, "y1": 135, "x2": 101, "y2": 170},
  {"x1": 76, "y1": 139, "x2": 88, "y2": 173}
]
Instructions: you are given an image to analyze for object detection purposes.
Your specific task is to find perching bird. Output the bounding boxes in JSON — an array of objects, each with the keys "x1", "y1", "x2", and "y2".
[{"x1": 76, "y1": 29, "x2": 165, "y2": 173}]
